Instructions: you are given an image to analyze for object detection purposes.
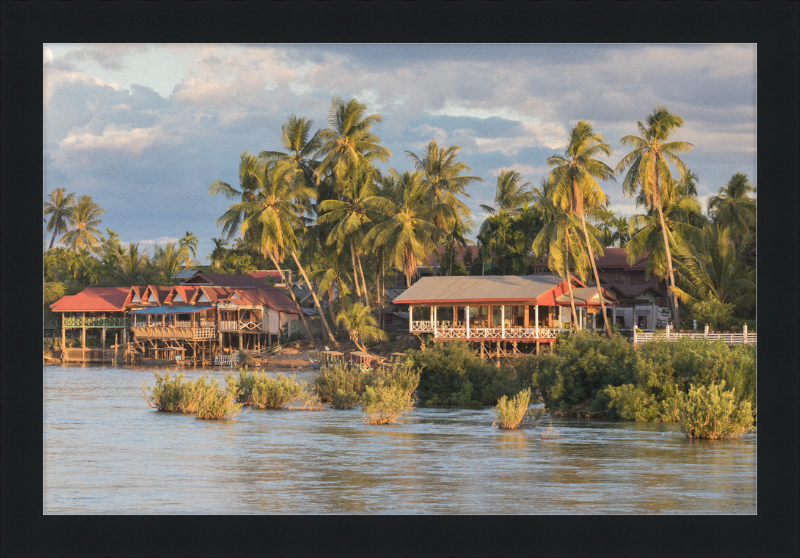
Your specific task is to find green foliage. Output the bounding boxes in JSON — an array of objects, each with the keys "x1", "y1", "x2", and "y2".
[
  {"x1": 332, "y1": 389, "x2": 361, "y2": 409},
  {"x1": 405, "y1": 341, "x2": 520, "y2": 406},
  {"x1": 492, "y1": 388, "x2": 534, "y2": 429},
  {"x1": 671, "y1": 381, "x2": 755, "y2": 439},
  {"x1": 594, "y1": 384, "x2": 673, "y2": 422},
  {"x1": 688, "y1": 298, "x2": 735, "y2": 331},
  {"x1": 142, "y1": 371, "x2": 242, "y2": 420},
  {"x1": 264, "y1": 275, "x2": 277, "y2": 287},
  {"x1": 362, "y1": 381, "x2": 414, "y2": 425},
  {"x1": 143, "y1": 371, "x2": 191, "y2": 412},
  {"x1": 43, "y1": 282, "x2": 66, "y2": 319},
  {"x1": 230, "y1": 370, "x2": 306, "y2": 409},
  {"x1": 313, "y1": 363, "x2": 373, "y2": 402}
]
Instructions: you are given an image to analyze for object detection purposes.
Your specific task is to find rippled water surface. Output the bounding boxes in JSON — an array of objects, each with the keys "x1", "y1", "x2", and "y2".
[{"x1": 44, "y1": 364, "x2": 756, "y2": 514}]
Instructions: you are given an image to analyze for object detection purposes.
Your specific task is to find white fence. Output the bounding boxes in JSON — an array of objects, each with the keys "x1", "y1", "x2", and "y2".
[
  {"x1": 410, "y1": 324, "x2": 567, "y2": 340},
  {"x1": 634, "y1": 328, "x2": 756, "y2": 346}
]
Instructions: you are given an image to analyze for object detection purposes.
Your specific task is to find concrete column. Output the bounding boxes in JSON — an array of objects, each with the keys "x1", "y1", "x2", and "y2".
[
  {"x1": 62, "y1": 323, "x2": 66, "y2": 354},
  {"x1": 743, "y1": 323, "x2": 748, "y2": 343},
  {"x1": 102, "y1": 327, "x2": 106, "y2": 362},
  {"x1": 501, "y1": 305, "x2": 505, "y2": 338},
  {"x1": 666, "y1": 323, "x2": 671, "y2": 339},
  {"x1": 613, "y1": 306, "x2": 616, "y2": 325},
  {"x1": 466, "y1": 306, "x2": 470, "y2": 339},
  {"x1": 409, "y1": 305, "x2": 413, "y2": 333},
  {"x1": 433, "y1": 306, "x2": 437, "y2": 338},
  {"x1": 651, "y1": 301, "x2": 656, "y2": 331},
  {"x1": 535, "y1": 304, "x2": 539, "y2": 339},
  {"x1": 704, "y1": 323, "x2": 709, "y2": 343}
]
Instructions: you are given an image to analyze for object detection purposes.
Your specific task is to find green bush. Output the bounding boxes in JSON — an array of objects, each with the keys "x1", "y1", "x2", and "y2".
[
  {"x1": 143, "y1": 371, "x2": 191, "y2": 412},
  {"x1": 313, "y1": 363, "x2": 374, "y2": 402},
  {"x1": 492, "y1": 388, "x2": 534, "y2": 429},
  {"x1": 332, "y1": 389, "x2": 361, "y2": 410},
  {"x1": 689, "y1": 298, "x2": 735, "y2": 331},
  {"x1": 142, "y1": 371, "x2": 242, "y2": 420},
  {"x1": 230, "y1": 370, "x2": 306, "y2": 409},
  {"x1": 405, "y1": 341, "x2": 520, "y2": 406},
  {"x1": 193, "y1": 375, "x2": 243, "y2": 420},
  {"x1": 362, "y1": 381, "x2": 414, "y2": 425},
  {"x1": 671, "y1": 381, "x2": 755, "y2": 439}
]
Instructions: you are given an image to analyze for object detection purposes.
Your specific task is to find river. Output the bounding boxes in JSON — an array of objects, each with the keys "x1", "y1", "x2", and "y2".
[{"x1": 43, "y1": 363, "x2": 756, "y2": 514}]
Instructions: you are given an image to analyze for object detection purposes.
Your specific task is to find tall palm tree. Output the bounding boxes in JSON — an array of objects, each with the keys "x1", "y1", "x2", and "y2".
[
  {"x1": 152, "y1": 242, "x2": 187, "y2": 284},
  {"x1": 260, "y1": 114, "x2": 322, "y2": 190},
  {"x1": 316, "y1": 165, "x2": 395, "y2": 305},
  {"x1": 548, "y1": 121, "x2": 616, "y2": 338},
  {"x1": 208, "y1": 237, "x2": 228, "y2": 269},
  {"x1": 616, "y1": 106, "x2": 694, "y2": 330},
  {"x1": 179, "y1": 231, "x2": 199, "y2": 268},
  {"x1": 209, "y1": 152, "x2": 266, "y2": 246},
  {"x1": 108, "y1": 243, "x2": 154, "y2": 286},
  {"x1": 314, "y1": 97, "x2": 391, "y2": 191},
  {"x1": 364, "y1": 170, "x2": 448, "y2": 287},
  {"x1": 43, "y1": 188, "x2": 75, "y2": 249},
  {"x1": 707, "y1": 172, "x2": 757, "y2": 242},
  {"x1": 671, "y1": 223, "x2": 755, "y2": 308},
  {"x1": 610, "y1": 215, "x2": 631, "y2": 248},
  {"x1": 480, "y1": 169, "x2": 534, "y2": 214},
  {"x1": 233, "y1": 159, "x2": 336, "y2": 346},
  {"x1": 60, "y1": 195, "x2": 105, "y2": 253},
  {"x1": 336, "y1": 302, "x2": 387, "y2": 352},
  {"x1": 626, "y1": 194, "x2": 704, "y2": 287},
  {"x1": 442, "y1": 218, "x2": 475, "y2": 276}
]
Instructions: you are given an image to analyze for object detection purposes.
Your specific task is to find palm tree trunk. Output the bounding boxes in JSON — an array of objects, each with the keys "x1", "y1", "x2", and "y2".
[
  {"x1": 290, "y1": 250, "x2": 337, "y2": 345},
  {"x1": 565, "y1": 234, "x2": 580, "y2": 330},
  {"x1": 49, "y1": 230, "x2": 58, "y2": 250},
  {"x1": 349, "y1": 240, "x2": 362, "y2": 301},
  {"x1": 356, "y1": 254, "x2": 371, "y2": 307},
  {"x1": 654, "y1": 190, "x2": 681, "y2": 330},
  {"x1": 575, "y1": 180, "x2": 612, "y2": 339},
  {"x1": 327, "y1": 285, "x2": 337, "y2": 334},
  {"x1": 266, "y1": 252, "x2": 316, "y2": 347}
]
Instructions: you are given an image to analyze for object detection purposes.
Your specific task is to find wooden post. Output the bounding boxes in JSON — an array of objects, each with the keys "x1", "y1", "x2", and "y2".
[
  {"x1": 613, "y1": 306, "x2": 616, "y2": 325},
  {"x1": 535, "y1": 304, "x2": 539, "y2": 340},
  {"x1": 114, "y1": 333, "x2": 118, "y2": 364},
  {"x1": 651, "y1": 301, "x2": 656, "y2": 331},
  {"x1": 409, "y1": 305, "x2": 413, "y2": 333},
  {"x1": 743, "y1": 323, "x2": 748, "y2": 344},
  {"x1": 62, "y1": 322, "x2": 66, "y2": 355},
  {"x1": 433, "y1": 306, "x2": 437, "y2": 338},
  {"x1": 704, "y1": 323, "x2": 709, "y2": 343},
  {"x1": 102, "y1": 327, "x2": 106, "y2": 362},
  {"x1": 466, "y1": 306, "x2": 470, "y2": 339},
  {"x1": 665, "y1": 323, "x2": 670, "y2": 340},
  {"x1": 633, "y1": 326, "x2": 637, "y2": 345},
  {"x1": 524, "y1": 305, "x2": 529, "y2": 329},
  {"x1": 453, "y1": 306, "x2": 457, "y2": 327},
  {"x1": 81, "y1": 312, "x2": 86, "y2": 361},
  {"x1": 501, "y1": 305, "x2": 505, "y2": 338}
]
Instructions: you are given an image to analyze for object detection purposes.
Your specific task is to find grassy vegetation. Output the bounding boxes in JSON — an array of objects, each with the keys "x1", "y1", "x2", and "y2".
[
  {"x1": 142, "y1": 371, "x2": 242, "y2": 419},
  {"x1": 332, "y1": 389, "x2": 361, "y2": 409},
  {"x1": 492, "y1": 388, "x2": 534, "y2": 429},
  {"x1": 362, "y1": 381, "x2": 415, "y2": 425},
  {"x1": 228, "y1": 370, "x2": 306, "y2": 409},
  {"x1": 312, "y1": 363, "x2": 373, "y2": 402},
  {"x1": 670, "y1": 381, "x2": 755, "y2": 439}
]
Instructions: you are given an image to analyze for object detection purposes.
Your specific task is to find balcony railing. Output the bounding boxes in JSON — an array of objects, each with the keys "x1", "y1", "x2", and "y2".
[
  {"x1": 634, "y1": 331, "x2": 757, "y2": 346},
  {"x1": 62, "y1": 316, "x2": 131, "y2": 328},
  {"x1": 410, "y1": 322, "x2": 567, "y2": 340},
  {"x1": 218, "y1": 320, "x2": 238, "y2": 332},
  {"x1": 133, "y1": 326, "x2": 217, "y2": 340}
]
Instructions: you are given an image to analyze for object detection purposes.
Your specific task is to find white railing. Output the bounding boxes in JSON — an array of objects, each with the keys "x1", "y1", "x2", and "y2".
[
  {"x1": 239, "y1": 320, "x2": 262, "y2": 331},
  {"x1": 426, "y1": 326, "x2": 565, "y2": 340},
  {"x1": 634, "y1": 331, "x2": 756, "y2": 346},
  {"x1": 218, "y1": 321, "x2": 238, "y2": 332},
  {"x1": 214, "y1": 354, "x2": 239, "y2": 366},
  {"x1": 411, "y1": 321, "x2": 433, "y2": 332}
]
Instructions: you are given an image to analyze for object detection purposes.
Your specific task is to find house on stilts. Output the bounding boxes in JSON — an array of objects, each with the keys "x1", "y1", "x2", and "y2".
[{"x1": 392, "y1": 273, "x2": 618, "y2": 362}]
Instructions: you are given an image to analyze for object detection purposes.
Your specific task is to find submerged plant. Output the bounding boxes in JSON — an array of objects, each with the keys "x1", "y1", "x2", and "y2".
[
  {"x1": 313, "y1": 363, "x2": 373, "y2": 402},
  {"x1": 230, "y1": 371, "x2": 306, "y2": 409},
  {"x1": 143, "y1": 371, "x2": 191, "y2": 413},
  {"x1": 541, "y1": 422, "x2": 560, "y2": 439},
  {"x1": 362, "y1": 381, "x2": 414, "y2": 425},
  {"x1": 143, "y1": 371, "x2": 242, "y2": 420},
  {"x1": 492, "y1": 388, "x2": 536, "y2": 429},
  {"x1": 672, "y1": 380, "x2": 755, "y2": 439},
  {"x1": 332, "y1": 389, "x2": 361, "y2": 410}
]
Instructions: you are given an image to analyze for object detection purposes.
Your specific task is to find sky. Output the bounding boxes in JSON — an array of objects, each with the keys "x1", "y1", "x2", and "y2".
[{"x1": 43, "y1": 43, "x2": 757, "y2": 265}]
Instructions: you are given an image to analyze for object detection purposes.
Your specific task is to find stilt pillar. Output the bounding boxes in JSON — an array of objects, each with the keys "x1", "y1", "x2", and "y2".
[
  {"x1": 81, "y1": 312, "x2": 86, "y2": 361},
  {"x1": 102, "y1": 327, "x2": 106, "y2": 363}
]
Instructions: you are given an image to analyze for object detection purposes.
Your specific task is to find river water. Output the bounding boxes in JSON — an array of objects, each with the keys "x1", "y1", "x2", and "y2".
[{"x1": 43, "y1": 363, "x2": 756, "y2": 514}]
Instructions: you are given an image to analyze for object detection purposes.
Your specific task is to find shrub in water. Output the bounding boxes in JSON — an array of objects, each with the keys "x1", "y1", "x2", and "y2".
[
  {"x1": 541, "y1": 422, "x2": 560, "y2": 439},
  {"x1": 332, "y1": 389, "x2": 361, "y2": 410},
  {"x1": 143, "y1": 371, "x2": 191, "y2": 412},
  {"x1": 671, "y1": 381, "x2": 755, "y2": 439},
  {"x1": 313, "y1": 363, "x2": 373, "y2": 402},
  {"x1": 492, "y1": 388, "x2": 535, "y2": 429},
  {"x1": 373, "y1": 361, "x2": 421, "y2": 397},
  {"x1": 362, "y1": 381, "x2": 414, "y2": 425},
  {"x1": 231, "y1": 371, "x2": 306, "y2": 409},
  {"x1": 193, "y1": 375, "x2": 243, "y2": 420}
]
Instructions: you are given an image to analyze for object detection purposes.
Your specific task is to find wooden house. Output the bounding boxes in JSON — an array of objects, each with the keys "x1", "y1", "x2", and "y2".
[
  {"x1": 605, "y1": 284, "x2": 668, "y2": 331},
  {"x1": 393, "y1": 273, "x2": 617, "y2": 360}
]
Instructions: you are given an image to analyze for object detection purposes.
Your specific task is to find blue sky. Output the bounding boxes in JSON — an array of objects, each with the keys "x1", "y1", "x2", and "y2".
[{"x1": 43, "y1": 43, "x2": 756, "y2": 264}]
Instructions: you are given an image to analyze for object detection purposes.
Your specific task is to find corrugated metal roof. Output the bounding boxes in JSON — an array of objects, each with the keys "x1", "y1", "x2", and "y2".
[
  {"x1": 393, "y1": 274, "x2": 565, "y2": 303},
  {"x1": 172, "y1": 268, "x2": 200, "y2": 279},
  {"x1": 130, "y1": 305, "x2": 215, "y2": 315}
]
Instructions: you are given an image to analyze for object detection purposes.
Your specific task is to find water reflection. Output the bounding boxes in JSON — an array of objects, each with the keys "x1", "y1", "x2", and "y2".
[{"x1": 44, "y1": 364, "x2": 756, "y2": 514}]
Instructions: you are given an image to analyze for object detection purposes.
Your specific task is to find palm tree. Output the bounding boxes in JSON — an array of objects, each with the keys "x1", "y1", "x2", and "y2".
[
  {"x1": 209, "y1": 152, "x2": 267, "y2": 246},
  {"x1": 107, "y1": 243, "x2": 154, "y2": 286},
  {"x1": 336, "y1": 302, "x2": 387, "y2": 352},
  {"x1": 626, "y1": 194, "x2": 704, "y2": 288},
  {"x1": 178, "y1": 231, "x2": 199, "y2": 268},
  {"x1": 232, "y1": 159, "x2": 337, "y2": 346},
  {"x1": 43, "y1": 188, "x2": 75, "y2": 250},
  {"x1": 260, "y1": 114, "x2": 322, "y2": 190},
  {"x1": 671, "y1": 223, "x2": 755, "y2": 308},
  {"x1": 364, "y1": 170, "x2": 448, "y2": 287},
  {"x1": 152, "y1": 242, "x2": 187, "y2": 284},
  {"x1": 60, "y1": 195, "x2": 105, "y2": 253},
  {"x1": 314, "y1": 97, "x2": 391, "y2": 191},
  {"x1": 442, "y1": 218, "x2": 475, "y2": 276},
  {"x1": 208, "y1": 237, "x2": 228, "y2": 269},
  {"x1": 480, "y1": 169, "x2": 534, "y2": 214},
  {"x1": 616, "y1": 106, "x2": 694, "y2": 330},
  {"x1": 610, "y1": 215, "x2": 631, "y2": 248},
  {"x1": 316, "y1": 165, "x2": 395, "y2": 305},
  {"x1": 707, "y1": 172, "x2": 757, "y2": 242},
  {"x1": 548, "y1": 121, "x2": 616, "y2": 338}
]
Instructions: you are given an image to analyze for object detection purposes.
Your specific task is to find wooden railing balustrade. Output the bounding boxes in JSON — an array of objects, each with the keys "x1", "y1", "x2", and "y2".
[
  {"x1": 62, "y1": 316, "x2": 131, "y2": 328},
  {"x1": 410, "y1": 322, "x2": 567, "y2": 340}
]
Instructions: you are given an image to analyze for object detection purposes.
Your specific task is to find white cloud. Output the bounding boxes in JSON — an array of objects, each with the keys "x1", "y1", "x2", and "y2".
[
  {"x1": 136, "y1": 237, "x2": 180, "y2": 246},
  {"x1": 58, "y1": 123, "x2": 177, "y2": 155}
]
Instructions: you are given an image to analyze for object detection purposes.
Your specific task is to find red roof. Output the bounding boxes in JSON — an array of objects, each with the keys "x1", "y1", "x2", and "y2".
[
  {"x1": 166, "y1": 286, "x2": 198, "y2": 305},
  {"x1": 50, "y1": 287, "x2": 130, "y2": 312},
  {"x1": 192, "y1": 286, "x2": 235, "y2": 303},
  {"x1": 141, "y1": 285, "x2": 171, "y2": 305},
  {"x1": 220, "y1": 288, "x2": 299, "y2": 314},
  {"x1": 184, "y1": 272, "x2": 273, "y2": 288}
]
